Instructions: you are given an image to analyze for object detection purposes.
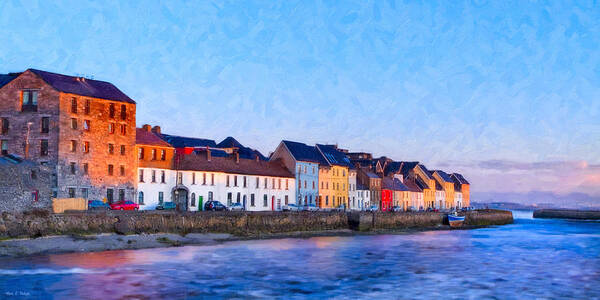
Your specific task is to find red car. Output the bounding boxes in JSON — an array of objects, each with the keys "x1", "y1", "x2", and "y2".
[{"x1": 110, "y1": 201, "x2": 139, "y2": 211}]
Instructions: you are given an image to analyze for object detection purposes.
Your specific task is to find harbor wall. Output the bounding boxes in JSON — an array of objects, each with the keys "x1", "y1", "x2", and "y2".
[
  {"x1": 533, "y1": 209, "x2": 600, "y2": 220},
  {"x1": 0, "y1": 209, "x2": 513, "y2": 239}
]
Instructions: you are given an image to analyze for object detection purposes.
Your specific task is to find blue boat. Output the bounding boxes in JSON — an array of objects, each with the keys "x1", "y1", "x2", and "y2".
[{"x1": 448, "y1": 213, "x2": 465, "y2": 227}]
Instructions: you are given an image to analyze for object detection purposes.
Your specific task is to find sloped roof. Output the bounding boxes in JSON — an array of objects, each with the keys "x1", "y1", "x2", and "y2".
[
  {"x1": 179, "y1": 152, "x2": 294, "y2": 178},
  {"x1": 0, "y1": 74, "x2": 18, "y2": 89},
  {"x1": 451, "y1": 173, "x2": 470, "y2": 185},
  {"x1": 216, "y1": 136, "x2": 243, "y2": 148},
  {"x1": 356, "y1": 183, "x2": 369, "y2": 191},
  {"x1": 415, "y1": 176, "x2": 430, "y2": 190},
  {"x1": 193, "y1": 148, "x2": 229, "y2": 158},
  {"x1": 28, "y1": 69, "x2": 135, "y2": 104},
  {"x1": 382, "y1": 177, "x2": 410, "y2": 191},
  {"x1": 404, "y1": 179, "x2": 422, "y2": 192},
  {"x1": 159, "y1": 133, "x2": 217, "y2": 148},
  {"x1": 281, "y1": 140, "x2": 327, "y2": 165},
  {"x1": 216, "y1": 136, "x2": 267, "y2": 161},
  {"x1": 384, "y1": 161, "x2": 403, "y2": 176},
  {"x1": 399, "y1": 161, "x2": 419, "y2": 176},
  {"x1": 316, "y1": 144, "x2": 353, "y2": 168},
  {"x1": 136, "y1": 128, "x2": 173, "y2": 147},
  {"x1": 417, "y1": 164, "x2": 434, "y2": 180},
  {"x1": 365, "y1": 171, "x2": 380, "y2": 179},
  {"x1": 433, "y1": 170, "x2": 454, "y2": 183}
]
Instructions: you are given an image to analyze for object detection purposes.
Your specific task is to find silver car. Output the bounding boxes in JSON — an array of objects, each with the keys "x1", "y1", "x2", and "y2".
[
  {"x1": 228, "y1": 203, "x2": 245, "y2": 211},
  {"x1": 282, "y1": 203, "x2": 300, "y2": 211}
]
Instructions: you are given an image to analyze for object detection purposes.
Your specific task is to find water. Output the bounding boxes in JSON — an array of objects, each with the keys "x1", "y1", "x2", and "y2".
[{"x1": 1, "y1": 211, "x2": 599, "y2": 299}]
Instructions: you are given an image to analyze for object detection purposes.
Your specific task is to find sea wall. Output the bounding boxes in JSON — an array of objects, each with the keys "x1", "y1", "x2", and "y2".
[
  {"x1": 0, "y1": 209, "x2": 513, "y2": 239},
  {"x1": 533, "y1": 209, "x2": 600, "y2": 220}
]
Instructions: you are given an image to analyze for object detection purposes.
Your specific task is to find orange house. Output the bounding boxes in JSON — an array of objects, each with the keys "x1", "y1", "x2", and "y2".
[
  {"x1": 432, "y1": 170, "x2": 455, "y2": 209},
  {"x1": 451, "y1": 173, "x2": 470, "y2": 207}
]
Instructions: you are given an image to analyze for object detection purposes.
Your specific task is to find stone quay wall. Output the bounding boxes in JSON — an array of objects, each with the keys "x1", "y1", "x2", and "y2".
[
  {"x1": 0, "y1": 209, "x2": 513, "y2": 239},
  {"x1": 533, "y1": 209, "x2": 600, "y2": 220}
]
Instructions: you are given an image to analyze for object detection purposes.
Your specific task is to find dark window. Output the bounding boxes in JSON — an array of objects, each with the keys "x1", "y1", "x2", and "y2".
[
  {"x1": 83, "y1": 163, "x2": 88, "y2": 175},
  {"x1": 119, "y1": 165, "x2": 125, "y2": 176},
  {"x1": 70, "y1": 162, "x2": 76, "y2": 175},
  {"x1": 21, "y1": 90, "x2": 38, "y2": 112},
  {"x1": 139, "y1": 169, "x2": 144, "y2": 182},
  {"x1": 211, "y1": 173, "x2": 214, "y2": 185},
  {"x1": 84, "y1": 99, "x2": 91, "y2": 114},
  {"x1": 226, "y1": 175, "x2": 230, "y2": 187},
  {"x1": 138, "y1": 148, "x2": 144, "y2": 160},
  {"x1": 203, "y1": 173, "x2": 206, "y2": 185},
  {"x1": 108, "y1": 164, "x2": 114, "y2": 176},
  {"x1": 119, "y1": 189, "x2": 125, "y2": 201},
  {"x1": 68, "y1": 188, "x2": 76, "y2": 198},
  {"x1": 109, "y1": 103, "x2": 115, "y2": 118},
  {"x1": 71, "y1": 118, "x2": 77, "y2": 129},
  {"x1": 285, "y1": 195, "x2": 289, "y2": 205},
  {"x1": 120, "y1": 105, "x2": 126, "y2": 120},
  {"x1": 191, "y1": 193, "x2": 196, "y2": 207},
  {"x1": 120, "y1": 124, "x2": 126, "y2": 135},
  {"x1": 227, "y1": 193, "x2": 232, "y2": 206},
  {"x1": 263, "y1": 194, "x2": 268, "y2": 207},
  {"x1": 234, "y1": 176, "x2": 238, "y2": 187},
  {"x1": 81, "y1": 188, "x2": 88, "y2": 199},
  {"x1": 1, "y1": 118, "x2": 8, "y2": 134},
  {"x1": 152, "y1": 170, "x2": 156, "y2": 182},
  {"x1": 138, "y1": 192, "x2": 144, "y2": 205},
  {"x1": 71, "y1": 97, "x2": 77, "y2": 114},
  {"x1": 120, "y1": 145, "x2": 126, "y2": 155},
  {"x1": 108, "y1": 123, "x2": 115, "y2": 134},
  {"x1": 160, "y1": 149, "x2": 166, "y2": 160},
  {"x1": 1, "y1": 140, "x2": 7, "y2": 155},
  {"x1": 251, "y1": 194, "x2": 255, "y2": 207},
  {"x1": 192, "y1": 172, "x2": 196, "y2": 184},
  {"x1": 41, "y1": 117, "x2": 49, "y2": 133},
  {"x1": 158, "y1": 192, "x2": 164, "y2": 205},
  {"x1": 107, "y1": 189, "x2": 114, "y2": 203},
  {"x1": 243, "y1": 176, "x2": 247, "y2": 188},
  {"x1": 70, "y1": 140, "x2": 77, "y2": 152},
  {"x1": 40, "y1": 140, "x2": 48, "y2": 156},
  {"x1": 83, "y1": 141, "x2": 89, "y2": 153},
  {"x1": 108, "y1": 143, "x2": 114, "y2": 154},
  {"x1": 151, "y1": 149, "x2": 157, "y2": 160},
  {"x1": 161, "y1": 171, "x2": 165, "y2": 183}
]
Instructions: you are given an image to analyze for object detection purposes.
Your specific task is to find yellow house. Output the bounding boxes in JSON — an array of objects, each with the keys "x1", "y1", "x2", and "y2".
[
  {"x1": 432, "y1": 170, "x2": 455, "y2": 209},
  {"x1": 316, "y1": 144, "x2": 351, "y2": 209}
]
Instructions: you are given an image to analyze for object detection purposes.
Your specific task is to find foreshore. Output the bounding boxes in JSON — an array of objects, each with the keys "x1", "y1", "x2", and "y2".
[
  {"x1": 533, "y1": 209, "x2": 600, "y2": 220},
  {"x1": 0, "y1": 209, "x2": 513, "y2": 257}
]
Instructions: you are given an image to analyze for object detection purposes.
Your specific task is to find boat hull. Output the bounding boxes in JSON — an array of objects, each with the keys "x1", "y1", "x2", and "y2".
[{"x1": 448, "y1": 215, "x2": 465, "y2": 228}]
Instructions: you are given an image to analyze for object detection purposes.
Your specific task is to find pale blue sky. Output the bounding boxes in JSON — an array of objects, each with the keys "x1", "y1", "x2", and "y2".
[{"x1": 1, "y1": 1, "x2": 599, "y2": 198}]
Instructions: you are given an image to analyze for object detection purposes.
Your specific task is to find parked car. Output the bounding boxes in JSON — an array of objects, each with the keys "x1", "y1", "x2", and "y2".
[
  {"x1": 282, "y1": 203, "x2": 300, "y2": 211},
  {"x1": 391, "y1": 206, "x2": 403, "y2": 212},
  {"x1": 110, "y1": 201, "x2": 139, "y2": 211},
  {"x1": 204, "y1": 200, "x2": 227, "y2": 211},
  {"x1": 303, "y1": 203, "x2": 319, "y2": 211},
  {"x1": 334, "y1": 204, "x2": 346, "y2": 211},
  {"x1": 366, "y1": 205, "x2": 378, "y2": 212},
  {"x1": 229, "y1": 202, "x2": 245, "y2": 211},
  {"x1": 88, "y1": 200, "x2": 110, "y2": 210},
  {"x1": 156, "y1": 202, "x2": 176, "y2": 210}
]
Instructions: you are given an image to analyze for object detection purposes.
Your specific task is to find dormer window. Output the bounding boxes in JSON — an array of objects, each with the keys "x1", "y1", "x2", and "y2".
[{"x1": 21, "y1": 90, "x2": 38, "y2": 112}]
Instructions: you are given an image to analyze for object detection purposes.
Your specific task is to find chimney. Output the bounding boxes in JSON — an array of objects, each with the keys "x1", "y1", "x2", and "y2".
[
  {"x1": 206, "y1": 147, "x2": 211, "y2": 162},
  {"x1": 232, "y1": 149, "x2": 239, "y2": 164},
  {"x1": 151, "y1": 126, "x2": 161, "y2": 134},
  {"x1": 142, "y1": 124, "x2": 152, "y2": 132}
]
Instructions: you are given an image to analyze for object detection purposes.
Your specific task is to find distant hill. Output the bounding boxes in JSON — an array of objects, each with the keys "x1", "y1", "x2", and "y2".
[{"x1": 471, "y1": 191, "x2": 600, "y2": 210}]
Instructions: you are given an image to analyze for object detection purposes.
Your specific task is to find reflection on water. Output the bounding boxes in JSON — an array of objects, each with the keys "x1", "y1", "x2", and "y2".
[{"x1": 1, "y1": 211, "x2": 599, "y2": 299}]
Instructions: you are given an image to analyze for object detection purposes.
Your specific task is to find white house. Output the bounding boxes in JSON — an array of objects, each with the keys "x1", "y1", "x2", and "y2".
[
  {"x1": 356, "y1": 184, "x2": 370, "y2": 210},
  {"x1": 348, "y1": 168, "x2": 359, "y2": 210}
]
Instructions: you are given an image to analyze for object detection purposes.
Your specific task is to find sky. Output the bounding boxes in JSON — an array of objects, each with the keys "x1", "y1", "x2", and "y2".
[{"x1": 1, "y1": 1, "x2": 599, "y2": 204}]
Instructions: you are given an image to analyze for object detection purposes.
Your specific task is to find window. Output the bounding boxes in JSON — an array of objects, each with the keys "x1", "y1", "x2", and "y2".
[
  {"x1": 243, "y1": 176, "x2": 247, "y2": 188},
  {"x1": 0, "y1": 118, "x2": 8, "y2": 134},
  {"x1": 285, "y1": 179, "x2": 288, "y2": 190},
  {"x1": 285, "y1": 195, "x2": 289, "y2": 205},
  {"x1": 256, "y1": 177, "x2": 259, "y2": 188},
  {"x1": 160, "y1": 149, "x2": 166, "y2": 160},
  {"x1": 312, "y1": 181, "x2": 315, "y2": 189},
  {"x1": 70, "y1": 162, "x2": 76, "y2": 174},
  {"x1": 263, "y1": 194, "x2": 268, "y2": 207},
  {"x1": 272, "y1": 178, "x2": 275, "y2": 189},
  {"x1": 30, "y1": 169, "x2": 37, "y2": 179},
  {"x1": 139, "y1": 169, "x2": 144, "y2": 182},
  {"x1": 226, "y1": 175, "x2": 230, "y2": 187},
  {"x1": 109, "y1": 103, "x2": 115, "y2": 118},
  {"x1": 21, "y1": 90, "x2": 38, "y2": 112},
  {"x1": 211, "y1": 174, "x2": 214, "y2": 185},
  {"x1": 298, "y1": 181, "x2": 301, "y2": 190},
  {"x1": 120, "y1": 145, "x2": 126, "y2": 155},
  {"x1": 138, "y1": 191, "x2": 144, "y2": 205},
  {"x1": 326, "y1": 196, "x2": 329, "y2": 205},
  {"x1": 70, "y1": 140, "x2": 77, "y2": 152},
  {"x1": 120, "y1": 104, "x2": 127, "y2": 120},
  {"x1": 81, "y1": 188, "x2": 88, "y2": 199},
  {"x1": 71, "y1": 97, "x2": 77, "y2": 113},
  {"x1": 191, "y1": 193, "x2": 196, "y2": 207},
  {"x1": 151, "y1": 149, "x2": 157, "y2": 160},
  {"x1": 84, "y1": 99, "x2": 91, "y2": 114},
  {"x1": 236, "y1": 192, "x2": 240, "y2": 203},
  {"x1": 83, "y1": 141, "x2": 90, "y2": 153},
  {"x1": 152, "y1": 170, "x2": 156, "y2": 183},
  {"x1": 1, "y1": 140, "x2": 8, "y2": 155},
  {"x1": 177, "y1": 172, "x2": 182, "y2": 185},
  {"x1": 234, "y1": 176, "x2": 238, "y2": 187},
  {"x1": 107, "y1": 189, "x2": 114, "y2": 203},
  {"x1": 138, "y1": 148, "x2": 144, "y2": 159},
  {"x1": 304, "y1": 181, "x2": 307, "y2": 189},
  {"x1": 83, "y1": 163, "x2": 88, "y2": 175},
  {"x1": 108, "y1": 143, "x2": 114, "y2": 154},
  {"x1": 158, "y1": 191, "x2": 164, "y2": 205},
  {"x1": 161, "y1": 171, "x2": 165, "y2": 183},
  {"x1": 40, "y1": 117, "x2": 50, "y2": 133},
  {"x1": 227, "y1": 193, "x2": 232, "y2": 206},
  {"x1": 278, "y1": 179, "x2": 281, "y2": 190},
  {"x1": 203, "y1": 173, "x2": 207, "y2": 185},
  {"x1": 264, "y1": 178, "x2": 267, "y2": 189},
  {"x1": 118, "y1": 189, "x2": 125, "y2": 201},
  {"x1": 83, "y1": 120, "x2": 90, "y2": 131},
  {"x1": 119, "y1": 165, "x2": 125, "y2": 176},
  {"x1": 192, "y1": 172, "x2": 196, "y2": 184},
  {"x1": 108, "y1": 123, "x2": 115, "y2": 134},
  {"x1": 108, "y1": 164, "x2": 114, "y2": 176},
  {"x1": 70, "y1": 118, "x2": 77, "y2": 129},
  {"x1": 250, "y1": 194, "x2": 255, "y2": 206},
  {"x1": 68, "y1": 188, "x2": 76, "y2": 198},
  {"x1": 120, "y1": 124, "x2": 126, "y2": 135},
  {"x1": 208, "y1": 191, "x2": 213, "y2": 201}
]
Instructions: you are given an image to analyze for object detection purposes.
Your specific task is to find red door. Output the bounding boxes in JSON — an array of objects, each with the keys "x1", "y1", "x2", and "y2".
[{"x1": 271, "y1": 196, "x2": 275, "y2": 211}]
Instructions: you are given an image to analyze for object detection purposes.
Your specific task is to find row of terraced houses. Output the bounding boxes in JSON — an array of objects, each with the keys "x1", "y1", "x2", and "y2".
[{"x1": 0, "y1": 69, "x2": 469, "y2": 212}]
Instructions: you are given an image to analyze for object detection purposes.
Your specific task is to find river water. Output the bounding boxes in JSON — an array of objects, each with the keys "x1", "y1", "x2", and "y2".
[{"x1": 1, "y1": 211, "x2": 599, "y2": 299}]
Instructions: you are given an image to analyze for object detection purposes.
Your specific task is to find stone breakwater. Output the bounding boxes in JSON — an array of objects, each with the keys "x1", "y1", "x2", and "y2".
[
  {"x1": 0, "y1": 209, "x2": 513, "y2": 239},
  {"x1": 533, "y1": 209, "x2": 600, "y2": 220}
]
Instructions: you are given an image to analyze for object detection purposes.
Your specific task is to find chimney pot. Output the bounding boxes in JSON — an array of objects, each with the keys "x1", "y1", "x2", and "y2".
[
  {"x1": 142, "y1": 124, "x2": 152, "y2": 132},
  {"x1": 151, "y1": 126, "x2": 161, "y2": 134},
  {"x1": 206, "y1": 147, "x2": 211, "y2": 162}
]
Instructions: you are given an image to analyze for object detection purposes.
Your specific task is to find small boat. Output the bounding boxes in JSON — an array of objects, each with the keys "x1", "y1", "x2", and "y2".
[{"x1": 447, "y1": 212, "x2": 465, "y2": 228}]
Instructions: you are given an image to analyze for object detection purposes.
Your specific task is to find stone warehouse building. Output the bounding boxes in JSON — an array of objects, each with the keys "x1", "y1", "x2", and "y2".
[
  {"x1": 0, "y1": 69, "x2": 136, "y2": 202},
  {"x1": 0, "y1": 154, "x2": 53, "y2": 212}
]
